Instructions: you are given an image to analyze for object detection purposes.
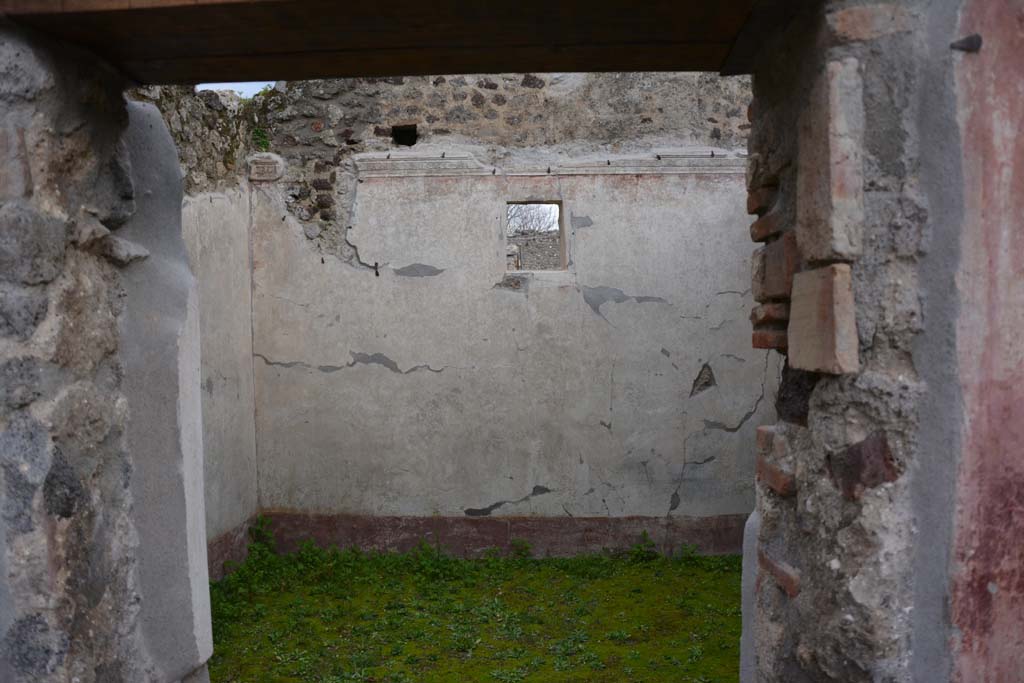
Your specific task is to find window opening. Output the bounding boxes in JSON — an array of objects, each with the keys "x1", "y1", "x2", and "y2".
[
  {"x1": 506, "y1": 202, "x2": 563, "y2": 271},
  {"x1": 391, "y1": 124, "x2": 418, "y2": 146}
]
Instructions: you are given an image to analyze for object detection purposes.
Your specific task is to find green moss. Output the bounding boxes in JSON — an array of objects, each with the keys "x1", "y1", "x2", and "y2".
[
  {"x1": 251, "y1": 127, "x2": 270, "y2": 152},
  {"x1": 209, "y1": 531, "x2": 741, "y2": 683}
]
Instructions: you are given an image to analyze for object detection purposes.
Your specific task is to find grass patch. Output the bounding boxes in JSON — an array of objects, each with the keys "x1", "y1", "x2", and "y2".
[{"x1": 209, "y1": 526, "x2": 742, "y2": 683}]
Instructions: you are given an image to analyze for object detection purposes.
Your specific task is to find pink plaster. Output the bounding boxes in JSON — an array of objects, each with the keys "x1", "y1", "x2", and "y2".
[{"x1": 950, "y1": 1, "x2": 1024, "y2": 680}]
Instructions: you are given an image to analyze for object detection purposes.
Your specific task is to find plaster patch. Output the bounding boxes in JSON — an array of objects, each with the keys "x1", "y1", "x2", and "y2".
[{"x1": 581, "y1": 286, "x2": 667, "y2": 321}]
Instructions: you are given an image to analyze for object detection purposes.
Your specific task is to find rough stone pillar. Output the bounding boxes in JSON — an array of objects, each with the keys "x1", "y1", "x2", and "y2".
[
  {"x1": 742, "y1": 0, "x2": 1023, "y2": 681},
  {"x1": 0, "y1": 25, "x2": 210, "y2": 682}
]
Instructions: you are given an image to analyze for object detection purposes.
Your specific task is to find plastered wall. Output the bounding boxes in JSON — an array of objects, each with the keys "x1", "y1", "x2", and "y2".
[
  {"x1": 158, "y1": 73, "x2": 772, "y2": 558},
  {"x1": 249, "y1": 151, "x2": 780, "y2": 545}
]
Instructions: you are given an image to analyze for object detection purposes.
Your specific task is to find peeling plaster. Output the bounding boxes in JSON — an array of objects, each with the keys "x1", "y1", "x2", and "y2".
[
  {"x1": 570, "y1": 214, "x2": 594, "y2": 229},
  {"x1": 393, "y1": 263, "x2": 445, "y2": 277},
  {"x1": 464, "y1": 485, "x2": 553, "y2": 516},
  {"x1": 493, "y1": 274, "x2": 530, "y2": 294},
  {"x1": 689, "y1": 363, "x2": 718, "y2": 397},
  {"x1": 581, "y1": 285, "x2": 667, "y2": 321}
]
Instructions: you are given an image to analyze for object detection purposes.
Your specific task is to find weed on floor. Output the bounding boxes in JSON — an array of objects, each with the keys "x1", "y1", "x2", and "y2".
[{"x1": 209, "y1": 523, "x2": 742, "y2": 683}]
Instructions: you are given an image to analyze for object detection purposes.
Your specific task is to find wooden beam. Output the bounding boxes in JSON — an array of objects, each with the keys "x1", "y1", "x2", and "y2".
[{"x1": 3, "y1": 0, "x2": 762, "y2": 81}]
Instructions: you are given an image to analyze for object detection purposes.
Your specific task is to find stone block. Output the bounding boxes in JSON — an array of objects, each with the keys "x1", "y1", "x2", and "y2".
[
  {"x1": 247, "y1": 152, "x2": 285, "y2": 181},
  {"x1": 752, "y1": 232, "x2": 798, "y2": 303},
  {"x1": 0, "y1": 126, "x2": 32, "y2": 200},
  {"x1": 0, "y1": 281, "x2": 48, "y2": 341},
  {"x1": 0, "y1": 200, "x2": 67, "y2": 285},
  {"x1": 796, "y1": 58, "x2": 864, "y2": 262},
  {"x1": 788, "y1": 264, "x2": 859, "y2": 374},
  {"x1": 827, "y1": 4, "x2": 913, "y2": 43},
  {"x1": 757, "y1": 548, "x2": 801, "y2": 597},
  {"x1": 0, "y1": 357, "x2": 40, "y2": 410}
]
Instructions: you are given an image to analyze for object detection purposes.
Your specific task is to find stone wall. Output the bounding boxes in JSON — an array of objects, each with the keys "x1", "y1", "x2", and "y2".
[
  {"x1": 254, "y1": 73, "x2": 749, "y2": 261},
  {"x1": 739, "y1": 1, "x2": 1024, "y2": 681},
  {"x1": 743, "y1": 2, "x2": 933, "y2": 678},
  {"x1": 509, "y1": 231, "x2": 561, "y2": 271},
  {"x1": 0, "y1": 26, "x2": 210, "y2": 683}
]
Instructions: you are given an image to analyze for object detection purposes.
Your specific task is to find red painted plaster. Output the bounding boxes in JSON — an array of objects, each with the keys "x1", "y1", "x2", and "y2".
[
  {"x1": 950, "y1": 2, "x2": 1024, "y2": 680},
  {"x1": 207, "y1": 512, "x2": 748, "y2": 577}
]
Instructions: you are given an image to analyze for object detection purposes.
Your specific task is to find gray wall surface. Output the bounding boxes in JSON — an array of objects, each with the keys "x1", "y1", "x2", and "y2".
[
  {"x1": 119, "y1": 101, "x2": 212, "y2": 682},
  {"x1": 182, "y1": 190, "x2": 258, "y2": 541},
  {"x1": 250, "y1": 152, "x2": 780, "y2": 519}
]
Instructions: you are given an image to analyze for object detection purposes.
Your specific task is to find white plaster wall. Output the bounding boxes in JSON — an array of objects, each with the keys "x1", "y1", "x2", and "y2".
[
  {"x1": 250, "y1": 155, "x2": 780, "y2": 519},
  {"x1": 182, "y1": 190, "x2": 258, "y2": 541}
]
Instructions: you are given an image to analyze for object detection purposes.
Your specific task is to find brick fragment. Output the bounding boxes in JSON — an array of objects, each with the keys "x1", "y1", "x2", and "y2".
[
  {"x1": 827, "y1": 431, "x2": 899, "y2": 500},
  {"x1": 827, "y1": 4, "x2": 913, "y2": 43},
  {"x1": 752, "y1": 232, "x2": 799, "y2": 303},
  {"x1": 750, "y1": 303, "x2": 790, "y2": 326},
  {"x1": 757, "y1": 454, "x2": 797, "y2": 497},
  {"x1": 752, "y1": 328, "x2": 788, "y2": 351},
  {"x1": 756, "y1": 425, "x2": 777, "y2": 456},
  {"x1": 750, "y1": 210, "x2": 784, "y2": 242},
  {"x1": 796, "y1": 58, "x2": 865, "y2": 262},
  {"x1": 788, "y1": 264, "x2": 859, "y2": 374},
  {"x1": 747, "y1": 187, "x2": 777, "y2": 216},
  {"x1": 756, "y1": 425, "x2": 797, "y2": 497},
  {"x1": 758, "y1": 548, "x2": 801, "y2": 597}
]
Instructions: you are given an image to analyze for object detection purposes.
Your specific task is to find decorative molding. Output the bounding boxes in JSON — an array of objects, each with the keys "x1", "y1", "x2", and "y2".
[{"x1": 355, "y1": 151, "x2": 745, "y2": 179}]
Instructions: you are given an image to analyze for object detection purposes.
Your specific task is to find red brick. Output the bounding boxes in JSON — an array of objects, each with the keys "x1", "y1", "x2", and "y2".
[
  {"x1": 747, "y1": 187, "x2": 777, "y2": 216},
  {"x1": 750, "y1": 303, "x2": 790, "y2": 326},
  {"x1": 757, "y1": 453, "x2": 797, "y2": 497},
  {"x1": 796, "y1": 58, "x2": 865, "y2": 262},
  {"x1": 756, "y1": 425, "x2": 777, "y2": 456},
  {"x1": 750, "y1": 210, "x2": 784, "y2": 242},
  {"x1": 827, "y1": 431, "x2": 899, "y2": 500},
  {"x1": 752, "y1": 328, "x2": 788, "y2": 351},
  {"x1": 788, "y1": 264, "x2": 859, "y2": 374},
  {"x1": 758, "y1": 548, "x2": 801, "y2": 597},
  {"x1": 752, "y1": 232, "x2": 799, "y2": 303}
]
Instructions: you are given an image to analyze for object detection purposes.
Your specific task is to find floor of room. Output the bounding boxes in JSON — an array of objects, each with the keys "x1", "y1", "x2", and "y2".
[{"x1": 208, "y1": 524, "x2": 741, "y2": 683}]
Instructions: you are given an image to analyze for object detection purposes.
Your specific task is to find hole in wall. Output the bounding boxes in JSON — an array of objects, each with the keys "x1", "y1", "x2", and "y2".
[
  {"x1": 506, "y1": 202, "x2": 564, "y2": 271},
  {"x1": 391, "y1": 124, "x2": 418, "y2": 146}
]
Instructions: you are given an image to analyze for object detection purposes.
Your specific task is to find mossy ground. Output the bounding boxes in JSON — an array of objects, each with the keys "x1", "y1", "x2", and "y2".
[{"x1": 209, "y1": 527, "x2": 742, "y2": 683}]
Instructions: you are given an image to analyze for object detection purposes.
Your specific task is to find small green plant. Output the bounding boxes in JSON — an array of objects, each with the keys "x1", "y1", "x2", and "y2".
[
  {"x1": 247, "y1": 515, "x2": 274, "y2": 549},
  {"x1": 251, "y1": 127, "x2": 270, "y2": 152},
  {"x1": 628, "y1": 531, "x2": 659, "y2": 563},
  {"x1": 509, "y1": 538, "x2": 532, "y2": 559}
]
